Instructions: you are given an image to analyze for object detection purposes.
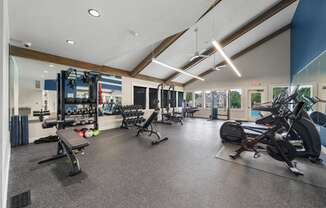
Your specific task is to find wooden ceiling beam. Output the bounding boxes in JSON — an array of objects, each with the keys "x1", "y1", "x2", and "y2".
[
  {"x1": 164, "y1": 0, "x2": 297, "y2": 82},
  {"x1": 184, "y1": 24, "x2": 291, "y2": 86},
  {"x1": 130, "y1": 31, "x2": 186, "y2": 77},
  {"x1": 9, "y1": 46, "x2": 184, "y2": 86},
  {"x1": 130, "y1": 0, "x2": 223, "y2": 77}
]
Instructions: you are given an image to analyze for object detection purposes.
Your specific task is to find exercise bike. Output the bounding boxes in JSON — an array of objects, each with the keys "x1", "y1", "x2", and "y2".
[
  {"x1": 221, "y1": 88, "x2": 322, "y2": 175},
  {"x1": 220, "y1": 87, "x2": 321, "y2": 162}
]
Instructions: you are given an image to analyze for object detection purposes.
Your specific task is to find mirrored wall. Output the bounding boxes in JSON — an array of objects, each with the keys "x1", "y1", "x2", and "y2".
[
  {"x1": 292, "y1": 51, "x2": 326, "y2": 146},
  {"x1": 9, "y1": 56, "x2": 123, "y2": 122}
]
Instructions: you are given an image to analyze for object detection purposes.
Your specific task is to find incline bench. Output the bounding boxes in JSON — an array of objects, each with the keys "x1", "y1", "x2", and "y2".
[
  {"x1": 38, "y1": 129, "x2": 89, "y2": 176},
  {"x1": 136, "y1": 110, "x2": 168, "y2": 145}
]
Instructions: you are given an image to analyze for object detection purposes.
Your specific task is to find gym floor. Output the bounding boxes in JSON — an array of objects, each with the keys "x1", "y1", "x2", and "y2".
[{"x1": 8, "y1": 119, "x2": 326, "y2": 208}]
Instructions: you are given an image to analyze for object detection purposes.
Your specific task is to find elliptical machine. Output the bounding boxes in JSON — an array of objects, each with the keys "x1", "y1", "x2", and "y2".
[
  {"x1": 302, "y1": 96, "x2": 326, "y2": 127},
  {"x1": 220, "y1": 87, "x2": 322, "y2": 175}
]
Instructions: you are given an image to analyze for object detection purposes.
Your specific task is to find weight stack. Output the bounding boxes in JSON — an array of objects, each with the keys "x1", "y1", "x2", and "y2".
[
  {"x1": 21, "y1": 115, "x2": 29, "y2": 145},
  {"x1": 10, "y1": 115, "x2": 21, "y2": 147}
]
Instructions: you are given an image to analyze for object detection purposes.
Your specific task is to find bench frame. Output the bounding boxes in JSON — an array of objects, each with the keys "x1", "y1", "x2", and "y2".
[
  {"x1": 136, "y1": 111, "x2": 168, "y2": 145},
  {"x1": 38, "y1": 131, "x2": 88, "y2": 176}
]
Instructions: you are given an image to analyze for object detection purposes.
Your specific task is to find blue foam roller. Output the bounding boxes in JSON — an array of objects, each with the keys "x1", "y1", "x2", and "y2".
[
  {"x1": 10, "y1": 116, "x2": 20, "y2": 146},
  {"x1": 21, "y1": 116, "x2": 29, "y2": 145}
]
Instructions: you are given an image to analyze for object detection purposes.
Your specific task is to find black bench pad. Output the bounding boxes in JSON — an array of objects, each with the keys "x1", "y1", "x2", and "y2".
[{"x1": 57, "y1": 129, "x2": 89, "y2": 150}]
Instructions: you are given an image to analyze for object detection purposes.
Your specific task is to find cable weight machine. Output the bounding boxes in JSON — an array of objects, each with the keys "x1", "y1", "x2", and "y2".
[
  {"x1": 156, "y1": 83, "x2": 183, "y2": 125},
  {"x1": 209, "y1": 90, "x2": 230, "y2": 120}
]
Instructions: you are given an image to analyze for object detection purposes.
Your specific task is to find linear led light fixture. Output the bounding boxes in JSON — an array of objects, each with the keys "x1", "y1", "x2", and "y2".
[
  {"x1": 151, "y1": 58, "x2": 205, "y2": 81},
  {"x1": 212, "y1": 40, "x2": 242, "y2": 77}
]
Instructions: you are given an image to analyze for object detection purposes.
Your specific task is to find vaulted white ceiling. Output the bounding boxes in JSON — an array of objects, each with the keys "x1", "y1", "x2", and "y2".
[
  {"x1": 173, "y1": 1, "x2": 299, "y2": 83},
  {"x1": 139, "y1": 0, "x2": 281, "y2": 79},
  {"x1": 9, "y1": 0, "x2": 211, "y2": 65},
  {"x1": 9, "y1": 0, "x2": 300, "y2": 85}
]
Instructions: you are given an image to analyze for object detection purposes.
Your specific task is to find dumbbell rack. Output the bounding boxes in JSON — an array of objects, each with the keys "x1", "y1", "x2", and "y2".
[
  {"x1": 119, "y1": 105, "x2": 146, "y2": 129},
  {"x1": 57, "y1": 69, "x2": 100, "y2": 129}
]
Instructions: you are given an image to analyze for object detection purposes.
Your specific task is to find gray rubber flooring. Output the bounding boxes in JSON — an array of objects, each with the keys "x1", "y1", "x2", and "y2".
[{"x1": 8, "y1": 119, "x2": 326, "y2": 208}]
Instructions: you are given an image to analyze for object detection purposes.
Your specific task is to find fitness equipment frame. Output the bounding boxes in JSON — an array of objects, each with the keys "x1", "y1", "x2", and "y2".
[
  {"x1": 229, "y1": 101, "x2": 306, "y2": 175},
  {"x1": 57, "y1": 68, "x2": 100, "y2": 129},
  {"x1": 209, "y1": 91, "x2": 230, "y2": 120},
  {"x1": 119, "y1": 105, "x2": 146, "y2": 129},
  {"x1": 157, "y1": 83, "x2": 183, "y2": 125},
  {"x1": 136, "y1": 109, "x2": 169, "y2": 145},
  {"x1": 38, "y1": 129, "x2": 89, "y2": 176},
  {"x1": 39, "y1": 68, "x2": 101, "y2": 176}
]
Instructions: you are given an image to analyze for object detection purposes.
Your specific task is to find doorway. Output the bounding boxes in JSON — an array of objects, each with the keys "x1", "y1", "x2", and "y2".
[{"x1": 248, "y1": 89, "x2": 265, "y2": 121}]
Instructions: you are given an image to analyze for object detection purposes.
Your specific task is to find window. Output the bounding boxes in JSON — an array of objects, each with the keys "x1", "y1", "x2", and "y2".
[
  {"x1": 297, "y1": 85, "x2": 313, "y2": 103},
  {"x1": 170, "y1": 91, "x2": 176, "y2": 108},
  {"x1": 133, "y1": 86, "x2": 146, "y2": 109},
  {"x1": 194, "y1": 91, "x2": 203, "y2": 108},
  {"x1": 178, "y1": 92, "x2": 184, "y2": 107},
  {"x1": 272, "y1": 86, "x2": 288, "y2": 99},
  {"x1": 216, "y1": 91, "x2": 227, "y2": 108},
  {"x1": 161, "y1": 90, "x2": 169, "y2": 108},
  {"x1": 149, "y1": 88, "x2": 158, "y2": 109},
  {"x1": 230, "y1": 89, "x2": 242, "y2": 109},
  {"x1": 185, "y1": 92, "x2": 193, "y2": 107},
  {"x1": 205, "y1": 91, "x2": 212, "y2": 108}
]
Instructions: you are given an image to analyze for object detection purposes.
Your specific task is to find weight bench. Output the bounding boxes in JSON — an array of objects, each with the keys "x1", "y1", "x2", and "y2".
[
  {"x1": 136, "y1": 111, "x2": 168, "y2": 145},
  {"x1": 38, "y1": 129, "x2": 89, "y2": 176}
]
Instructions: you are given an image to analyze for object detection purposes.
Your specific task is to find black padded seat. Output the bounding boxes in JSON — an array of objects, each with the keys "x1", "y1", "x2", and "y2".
[{"x1": 57, "y1": 129, "x2": 89, "y2": 150}]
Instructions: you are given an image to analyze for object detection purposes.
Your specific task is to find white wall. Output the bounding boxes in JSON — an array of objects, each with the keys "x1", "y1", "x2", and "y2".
[
  {"x1": 0, "y1": 0, "x2": 10, "y2": 207},
  {"x1": 185, "y1": 30, "x2": 291, "y2": 120}
]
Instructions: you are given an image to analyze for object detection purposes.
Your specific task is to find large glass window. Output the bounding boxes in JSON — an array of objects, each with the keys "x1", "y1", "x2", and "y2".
[
  {"x1": 170, "y1": 91, "x2": 176, "y2": 108},
  {"x1": 178, "y1": 92, "x2": 184, "y2": 107},
  {"x1": 194, "y1": 91, "x2": 204, "y2": 108},
  {"x1": 133, "y1": 86, "x2": 146, "y2": 109},
  {"x1": 230, "y1": 89, "x2": 242, "y2": 109},
  {"x1": 185, "y1": 92, "x2": 193, "y2": 107},
  {"x1": 205, "y1": 91, "x2": 212, "y2": 108},
  {"x1": 161, "y1": 90, "x2": 169, "y2": 108},
  {"x1": 216, "y1": 91, "x2": 227, "y2": 108},
  {"x1": 298, "y1": 85, "x2": 313, "y2": 98},
  {"x1": 149, "y1": 88, "x2": 158, "y2": 109},
  {"x1": 272, "y1": 86, "x2": 289, "y2": 99}
]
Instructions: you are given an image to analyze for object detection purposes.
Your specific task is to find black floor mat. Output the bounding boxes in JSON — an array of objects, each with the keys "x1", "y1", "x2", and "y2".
[{"x1": 215, "y1": 143, "x2": 326, "y2": 189}]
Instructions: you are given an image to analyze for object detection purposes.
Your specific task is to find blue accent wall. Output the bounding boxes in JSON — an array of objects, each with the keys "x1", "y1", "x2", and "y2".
[{"x1": 291, "y1": 0, "x2": 326, "y2": 78}]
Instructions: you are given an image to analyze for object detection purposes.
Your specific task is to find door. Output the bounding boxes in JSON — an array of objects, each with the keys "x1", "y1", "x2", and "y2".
[{"x1": 248, "y1": 89, "x2": 265, "y2": 121}]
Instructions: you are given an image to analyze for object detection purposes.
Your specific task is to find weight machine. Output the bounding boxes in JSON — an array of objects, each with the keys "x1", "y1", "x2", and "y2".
[
  {"x1": 39, "y1": 68, "x2": 101, "y2": 176},
  {"x1": 157, "y1": 83, "x2": 183, "y2": 125},
  {"x1": 209, "y1": 90, "x2": 230, "y2": 120}
]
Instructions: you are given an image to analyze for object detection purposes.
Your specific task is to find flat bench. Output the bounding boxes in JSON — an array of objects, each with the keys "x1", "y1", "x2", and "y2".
[{"x1": 38, "y1": 129, "x2": 89, "y2": 176}]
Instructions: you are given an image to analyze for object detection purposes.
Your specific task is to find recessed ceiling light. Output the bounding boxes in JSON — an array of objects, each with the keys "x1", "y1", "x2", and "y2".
[
  {"x1": 44, "y1": 70, "x2": 48, "y2": 73},
  {"x1": 49, "y1": 64, "x2": 54, "y2": 68},
  {"x1": 66, "y1": 40, "x2": 75, "y2": 45},
  {"x1": 129, "y1": 30, "x2": 139, "y2": 37},
  {"x1": 88, "y1": 9, "x2": 101, "y2": 17}
]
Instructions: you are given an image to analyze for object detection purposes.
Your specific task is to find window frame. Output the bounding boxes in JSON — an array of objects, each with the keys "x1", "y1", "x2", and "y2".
[
  {"x1": 194, "y1": 91, "x2": 204, "y2": 109},
  {"x1": 229, "y1": 89, "x2": 242, "y2": 110},
  {"x1": 177, "y1": 91, "x2": 184, "y2": 107},
  {"x1": 133, "y1": 86, "x2": 147, "y2": 109},
  {"x1": 149, "y1": 88, "x2": 158, "y2": 109}
]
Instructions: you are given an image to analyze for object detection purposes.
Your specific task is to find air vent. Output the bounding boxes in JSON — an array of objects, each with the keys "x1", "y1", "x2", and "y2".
[
  {"x1": 10, "y1": 190, "x2": 31, "y2": 208},
  {"x1": 35, "y1": 80, "x2": 41, "y2": 89}
]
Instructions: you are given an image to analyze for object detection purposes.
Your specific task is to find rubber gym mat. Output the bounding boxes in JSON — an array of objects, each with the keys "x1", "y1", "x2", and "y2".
[{"x1": 215, "y1": 143, "x2": 326, "y2": 189}]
